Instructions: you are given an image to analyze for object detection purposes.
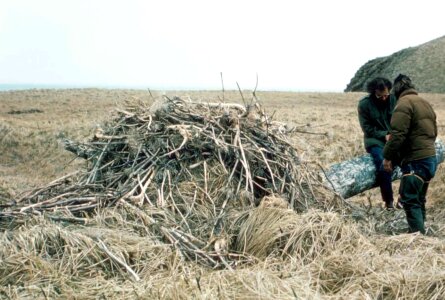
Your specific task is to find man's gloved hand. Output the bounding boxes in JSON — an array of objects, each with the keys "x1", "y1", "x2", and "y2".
[{"x1": 383, "y1": 158, "x2": 393, "y2": 172}]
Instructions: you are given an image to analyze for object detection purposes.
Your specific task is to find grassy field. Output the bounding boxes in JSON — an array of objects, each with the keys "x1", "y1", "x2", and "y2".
[{"x1": 1, "y1": 89, "x2": 445, "y2": 299}]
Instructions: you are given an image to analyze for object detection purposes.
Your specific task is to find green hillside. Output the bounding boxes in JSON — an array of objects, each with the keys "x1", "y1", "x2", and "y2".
[{"x1": 345, "y1": 35, "x2": 445, "y2": 93}]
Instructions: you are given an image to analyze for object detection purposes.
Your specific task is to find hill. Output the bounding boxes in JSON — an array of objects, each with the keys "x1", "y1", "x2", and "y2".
[{"x1": 345, "y1": 35, "x2": 445, "y2": 92}]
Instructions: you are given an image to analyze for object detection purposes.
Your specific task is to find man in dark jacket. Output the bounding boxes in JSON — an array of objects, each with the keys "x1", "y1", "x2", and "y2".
[
  {"x1": 383, "y1": 74, "x2": 438, "y2": 234},
  {"x1": 358, "y1": 77, "x2": 397, "y2": 209}
]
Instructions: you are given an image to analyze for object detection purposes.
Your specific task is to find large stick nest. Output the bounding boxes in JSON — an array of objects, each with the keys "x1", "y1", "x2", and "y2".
[{"x1": 1, "y1": 95, "x2": 342, "y2": 268}]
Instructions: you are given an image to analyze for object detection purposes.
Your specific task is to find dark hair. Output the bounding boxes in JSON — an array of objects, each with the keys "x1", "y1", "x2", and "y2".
[
  {"x1": 393, "y1": 74, "x2": 415, "y2": 98},
  {"x1": 366, "y1": 77, "x2": 392, "y2": 94}
]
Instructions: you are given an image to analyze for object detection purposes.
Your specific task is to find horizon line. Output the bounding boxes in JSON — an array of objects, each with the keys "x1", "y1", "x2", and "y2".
[{"x1": 0, "y1": 83, "x2": 346, "y2": 93}]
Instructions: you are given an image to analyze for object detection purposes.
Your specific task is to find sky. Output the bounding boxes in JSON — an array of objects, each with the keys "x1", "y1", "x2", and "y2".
[{"x1": 0, "y1": 0, "x2": 444, "y2": 92}]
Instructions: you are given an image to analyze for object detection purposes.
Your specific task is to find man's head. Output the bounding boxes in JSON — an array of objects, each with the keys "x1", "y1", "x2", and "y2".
[
  {"x1": 366, "y1": 77, "x2": 392, "y2": 101},
  {"x1": 392, "y1": 74, "x2": 415, "y2": 99}
]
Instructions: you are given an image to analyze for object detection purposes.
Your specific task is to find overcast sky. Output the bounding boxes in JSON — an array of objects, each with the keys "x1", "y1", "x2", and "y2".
[{"x1": 0, "y1": 0, "x2": 443, "y2": 91}]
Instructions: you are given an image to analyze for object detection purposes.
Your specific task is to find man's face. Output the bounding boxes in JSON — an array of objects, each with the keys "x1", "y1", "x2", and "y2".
[{"x1": 375, "y1": 88, "x2": 390, "y2": 101}]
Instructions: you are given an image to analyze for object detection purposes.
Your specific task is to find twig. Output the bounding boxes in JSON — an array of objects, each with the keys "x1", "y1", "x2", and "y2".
[
  {"x1": 97, "y1": 239, "x2": 140, "y2": 282},
  {"x1": 236, "y1": 82, "x2": 246, "y2": 106},
  {"x1": 220, "y1": 72, "x2": 225, "y2": 102}
]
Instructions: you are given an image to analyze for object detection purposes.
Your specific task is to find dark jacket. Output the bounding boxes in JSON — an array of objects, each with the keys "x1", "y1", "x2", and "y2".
[
  {"x1": 358, "y1": 94, "x2": 397, "y2": 149},
  {"x1": 383, "y1": 89, "x2": 437, "y2": 164}
]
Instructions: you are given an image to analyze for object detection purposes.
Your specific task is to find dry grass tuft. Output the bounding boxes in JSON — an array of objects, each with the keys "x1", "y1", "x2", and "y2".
[{"x1": 235, "y1": 208, "x2": 368, "y2": 261}]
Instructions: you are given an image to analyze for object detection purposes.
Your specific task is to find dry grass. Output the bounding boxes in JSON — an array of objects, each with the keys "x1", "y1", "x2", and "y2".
[{"x1": 1, "y1": 89, "x2": 445, "y2": 299}]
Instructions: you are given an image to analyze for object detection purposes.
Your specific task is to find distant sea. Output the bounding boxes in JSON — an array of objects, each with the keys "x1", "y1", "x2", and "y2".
[
  {"x1": 0, "y1": 84, "x2": 155, "y2": 91},
  {"x1": 0, "y1": 84, "x2": 96, "y2": 91},
  {"x1": 0, "y1": 84, "x2": 342, "y2": 93}
]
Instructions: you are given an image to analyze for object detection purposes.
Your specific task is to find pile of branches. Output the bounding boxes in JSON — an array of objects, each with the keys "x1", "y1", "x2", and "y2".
[{"x1": 1, "y1": 96, "x2": 341, "y2": 268}]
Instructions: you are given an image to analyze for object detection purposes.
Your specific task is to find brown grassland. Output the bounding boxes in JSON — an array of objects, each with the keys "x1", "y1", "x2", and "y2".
[{"x1": 1, "y1": 89, "x2": 445, "y2": 299}]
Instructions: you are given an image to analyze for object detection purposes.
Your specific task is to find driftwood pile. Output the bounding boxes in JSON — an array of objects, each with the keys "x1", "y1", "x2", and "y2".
[{"x1": 1, "y1": 96, "x2": 341, "y2": 268}]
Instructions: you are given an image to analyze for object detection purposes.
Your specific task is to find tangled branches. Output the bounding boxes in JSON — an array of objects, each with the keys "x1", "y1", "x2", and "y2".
[{"x1": 1, "y1": 96, "x2": 340, "y2": 268}]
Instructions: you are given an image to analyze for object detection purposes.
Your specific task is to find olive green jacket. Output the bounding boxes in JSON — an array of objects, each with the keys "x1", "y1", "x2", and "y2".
[
  {"x1": 358, "y1": 94, "x2": 397, "y2": 149},
  {"x1": 383, "y1": 89, "x2": 437, "y2": 163}
]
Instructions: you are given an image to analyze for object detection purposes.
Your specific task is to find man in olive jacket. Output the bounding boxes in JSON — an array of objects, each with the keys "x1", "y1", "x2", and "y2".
[
  {"x1": 358, "y1": 77, "x2": 397, "y2": 209},
  {"x1": 383, "y1": 74, "x2": 437, "y2": 234}
]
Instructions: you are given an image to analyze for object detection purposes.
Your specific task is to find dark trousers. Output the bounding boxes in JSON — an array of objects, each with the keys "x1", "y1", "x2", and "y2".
[
  {"x1": 367, "y1": 146, "x2": 394, "y2": 204},
  {"x1": 399, "y1": 156, "x2": 437, "y2": 234}
]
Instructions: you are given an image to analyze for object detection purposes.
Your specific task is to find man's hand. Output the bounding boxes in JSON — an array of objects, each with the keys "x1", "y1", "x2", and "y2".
[{"x1": 383, "y1": 159, "x2": 393, "y2": 172}]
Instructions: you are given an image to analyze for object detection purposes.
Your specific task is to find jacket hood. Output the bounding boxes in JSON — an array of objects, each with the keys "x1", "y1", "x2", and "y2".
[{"x1": 399, "y1": 89, "x2": 418, "y2": 99}]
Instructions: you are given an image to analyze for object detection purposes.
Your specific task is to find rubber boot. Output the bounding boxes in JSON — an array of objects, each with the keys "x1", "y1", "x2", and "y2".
[
  {"x1": 405, "y1": 208, "x2": 425, "y2": 234},
  {"x1": 420, "y1": 182, "x2": 429, "y2": 221},
  {"x1": 400, "y1": 174, "x2": 425, "y2": 234}
]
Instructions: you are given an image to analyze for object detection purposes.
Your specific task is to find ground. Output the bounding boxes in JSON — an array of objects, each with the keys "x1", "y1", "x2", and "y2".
[{"x1": 1, "y1": 89, "x2": 445, "y2": 299}]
